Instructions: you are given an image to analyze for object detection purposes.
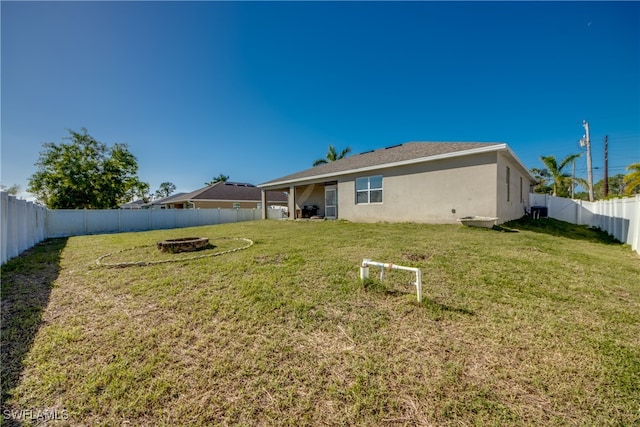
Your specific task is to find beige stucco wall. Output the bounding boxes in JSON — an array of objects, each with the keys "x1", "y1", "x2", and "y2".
[
  {"x1": 337, "y1": 153, "x2": 499, "y2": 224},
  {"x1": 496, "y1": 152, "x2": 532, "y2": 223}
]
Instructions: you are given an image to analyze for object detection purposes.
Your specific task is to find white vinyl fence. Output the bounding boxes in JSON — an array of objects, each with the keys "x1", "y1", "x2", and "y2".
[
  {"x1": 1, "y1": 192, "x2": 48, "y2": 265},
  {"x1": 531, "y1": 193, "x2": 640, "y2": 254},
  {"x1": 1, "y1": 191, "x2": 262, "y2": 265},
  {"x1": 45, "y1": 208, "x2": 261, "y2": 238}
]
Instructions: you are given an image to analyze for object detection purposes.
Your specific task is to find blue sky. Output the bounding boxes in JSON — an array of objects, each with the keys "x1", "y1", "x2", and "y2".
[{"x1": 2, "y1": 1, "x2": 639, "y2": 199}]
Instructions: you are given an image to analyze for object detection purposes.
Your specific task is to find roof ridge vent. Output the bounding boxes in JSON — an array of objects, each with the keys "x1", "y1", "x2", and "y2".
[
  {"x1": 384, "y1": 143, "x2": 403, "y2": 150},
  {"x1": 223, "y1": 182, "x2": 255, "y2": 187}
]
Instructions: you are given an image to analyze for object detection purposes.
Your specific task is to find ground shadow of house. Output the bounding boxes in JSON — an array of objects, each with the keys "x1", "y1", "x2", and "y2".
[
  {"x1": 506, "y1": 217, "x2": 623, "y2": 245},
  {"x1": 1, "y1": 238, "x2": 67, "y2": 424}
]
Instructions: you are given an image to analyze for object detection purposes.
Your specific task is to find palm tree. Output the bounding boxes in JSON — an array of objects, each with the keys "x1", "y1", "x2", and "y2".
[
  {"x1": 539, "y1": 153, "x2": 586, "y2": 197},
  {"x1": 205, "y1": 174, "x2": 229, "y2": 186},
  {"x1": 529, "y1": 167, "x2": 552, "y2": 194},
  {"x1": 313, "y1": 146, "x2": 351, "y2": 167},
  {"x1": 623, "y1": 162, "x2": 640, "y2": 195}
]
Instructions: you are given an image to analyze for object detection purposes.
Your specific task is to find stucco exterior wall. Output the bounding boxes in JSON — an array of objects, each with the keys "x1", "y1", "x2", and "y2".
[
  {"x1": 496, "y1": 152, "x2": 532, "y2": 223},
  {"x1": 337, "y1": 153, "x2": 499, "y2": 223}
]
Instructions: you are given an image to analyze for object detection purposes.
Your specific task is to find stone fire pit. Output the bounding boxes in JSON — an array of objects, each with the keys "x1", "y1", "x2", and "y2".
[{"x1": 157, "y1": 237, "x2": 210, "y2": 253}]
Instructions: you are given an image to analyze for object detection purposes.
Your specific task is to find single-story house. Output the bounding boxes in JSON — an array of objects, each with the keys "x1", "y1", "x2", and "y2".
[
  {"x1": 166, "y1": 181, "x2": 288, "y2": 209},
  {"x1": 258, "y1": 141, "x2": 536, "y2": 224}
]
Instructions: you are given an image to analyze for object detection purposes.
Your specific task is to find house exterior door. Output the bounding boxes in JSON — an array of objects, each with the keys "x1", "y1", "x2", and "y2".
[{"x1": 325, "y1": 186, "x2": 337, "y2": 219}]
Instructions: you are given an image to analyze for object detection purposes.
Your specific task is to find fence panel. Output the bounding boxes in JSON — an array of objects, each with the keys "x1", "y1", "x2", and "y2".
[
  {"x1": 44, "y1": 208, "x2": 261, "y2": 239},
  {"x1": 86, "y1": 210, "x2": 120, "y2": 235},
  {"x1": 533, "y1": 194, "x2": 640, "y2": 255},
  {"x1": 119, "y1": 210, "x2": 151, "y2": 232},
  {"x1": 2, "y1": 204, "x2": 263, "y2": 264},
  {"x1": 1, "y1": 192, "x2": 48, "y2": 264},
  {"x1": 46, "y1": 210, "x2": 86, "y2": 238},
  {"x1": 150, "y1": 209, "x2": 177, "y2": 230},
  {"x1": 198, "y1": 209, "x2": 221, "y2": 226}
]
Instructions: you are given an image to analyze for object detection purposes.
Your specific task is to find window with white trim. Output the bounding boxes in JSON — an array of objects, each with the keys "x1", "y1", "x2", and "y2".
[
  {"x1": 233, "y1": 203, "x2": 241, "y2": 209},
  {"x1": 356, "y1": 175, "x2": 383, "y2": 204}
]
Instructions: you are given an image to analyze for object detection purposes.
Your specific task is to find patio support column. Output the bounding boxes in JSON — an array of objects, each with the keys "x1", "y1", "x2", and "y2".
[
  {"x1": 289, "y1": 186, "x2": 296, "y2": 220},
  {"x1": 261, "y1": 190, "x2": 268, "y2": 219}
]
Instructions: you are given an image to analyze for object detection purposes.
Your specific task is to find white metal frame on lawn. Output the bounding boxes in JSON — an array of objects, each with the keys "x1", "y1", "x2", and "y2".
[{"x1": 360, "y1": 259, "x2": 423, "y2": 303}]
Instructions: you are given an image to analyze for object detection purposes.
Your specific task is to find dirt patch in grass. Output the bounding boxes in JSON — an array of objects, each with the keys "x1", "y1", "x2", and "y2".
[{"x1": 2, "y1": 221, "x2": 639, "y2": 426}]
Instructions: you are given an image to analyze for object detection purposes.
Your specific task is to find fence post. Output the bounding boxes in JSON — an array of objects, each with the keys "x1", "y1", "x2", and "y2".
[
  {"x1": 1, "y1": 192, "x2": 8, "y2": 264},
  {"x1": 633, "y1": 195, "x2": 640, "y2": 254}
]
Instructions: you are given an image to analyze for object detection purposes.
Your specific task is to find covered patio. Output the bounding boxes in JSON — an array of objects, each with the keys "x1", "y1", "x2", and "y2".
[{"x1": 260, "y1": 181, "x2": 338, "y2": 220}]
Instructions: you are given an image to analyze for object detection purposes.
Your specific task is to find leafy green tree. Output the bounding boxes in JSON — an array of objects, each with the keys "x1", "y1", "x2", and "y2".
[
  {"x1": 127, "y1": 181, "x2": 151, "y2": 204},
  {"x1": 313, "y1": 145, "x2": 351, "y2": 166},
  {"x1": 154, "y1": 182, "x2": 176, "y2": 199},
  {"x1": 594, "y1": 174, "x2": 626, "y2": 199},
  {"x1": 0, "y1": 184, "x2": 21, "y2": 195},
  {"x1": 27, "y1": 128, "x2": 148, "y2": 209},
  {"x1": 205, "y1": 174, "x2": 229, "y2": 186},
  {"x1": 623, "y1": 162, "x2": 640, "y2": 195},
  {"x1": 539, "y1": 153, "x2": 585, "y2": 197}
]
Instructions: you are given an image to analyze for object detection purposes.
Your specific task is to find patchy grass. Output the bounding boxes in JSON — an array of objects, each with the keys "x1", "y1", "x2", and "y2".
[{"x1": 1, "y1": 219, "x2": 638, "y2": 426}]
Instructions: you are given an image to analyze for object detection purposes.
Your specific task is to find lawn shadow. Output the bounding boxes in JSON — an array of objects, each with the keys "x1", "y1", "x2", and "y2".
[
  {"x1": 1, "y1": 238, "x2": 67, "y2": 424},
  {"x1": 421, "y1": 298, "x2": 475, "y2": 317},
  {"x1": 491, "y1": 225, "x2": 519, "y2": 233},
  {"x1": 504, "y1": 217, "x2": 622, "y2": 245}
]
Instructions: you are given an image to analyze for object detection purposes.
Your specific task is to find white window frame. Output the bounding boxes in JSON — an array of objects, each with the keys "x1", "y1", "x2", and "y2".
[
  {"x1": 233, "y1": 202, "x2": 241, "y2": 209},
  {"x1": 355, "y1": 175, "x2": 383, "y2": 204}
]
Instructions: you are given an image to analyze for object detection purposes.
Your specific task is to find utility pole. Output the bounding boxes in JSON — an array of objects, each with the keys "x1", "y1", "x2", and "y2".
[
  {"x1": 604, "y1": 135, "x2": 609, "y2": 198},
  {"x1": 571, "y1": 159, "x2": 576, "y2": 199},
  {"x1": 581, "y1": 120, "x2": 594, "y2": 202}
]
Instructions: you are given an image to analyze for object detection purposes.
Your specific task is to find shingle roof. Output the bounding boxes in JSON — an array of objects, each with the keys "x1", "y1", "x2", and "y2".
[
  {"x1": 259, "y1": 141, "x2": 505, "y2": 187},
  {"x1": 171, "y1": 182, "x2": 287, "y2": 203},
  {"x1": 147, "y1": 192, "x2": 187, "y2": 206}
]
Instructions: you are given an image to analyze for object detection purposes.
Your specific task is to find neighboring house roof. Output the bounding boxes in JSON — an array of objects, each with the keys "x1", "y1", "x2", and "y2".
[
  {"x1": 120, "y1": 193, "x2": 188, "y2": 209},
  {"x1": 170, "y1": 182, "x2": 288, "y2": 204},
  {"x1": 120, "y1": 199, "x2": 147, "y2": 209},
  {"x1": 259, "y1": 141, "x2": 535, "y2": 187},
  {"x1": 146, "y1": 192, "x2": 187, "y2": 207}
]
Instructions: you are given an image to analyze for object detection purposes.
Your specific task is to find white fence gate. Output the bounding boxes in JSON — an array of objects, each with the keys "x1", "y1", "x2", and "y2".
[
  {"x1": 1, "y1": 191, "x2": 262, "y2": 265},
  {"x1": 531, "y1": 193, "x2": 640, "y2": 254}
]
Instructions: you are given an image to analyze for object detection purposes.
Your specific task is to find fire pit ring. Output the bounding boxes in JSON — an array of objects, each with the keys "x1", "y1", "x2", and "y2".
[{"x1": 157, "y1": 237, "x2": 210, "y2": 253}]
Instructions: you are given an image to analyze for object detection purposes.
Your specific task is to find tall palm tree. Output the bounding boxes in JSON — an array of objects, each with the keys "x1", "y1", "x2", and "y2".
[
  {"x1": 313, "y1": 145, "x2": 351, "y2": 167},
  {"x1": 623, "y1": 162, "x2": 640, "y2": 195},
  {"x1": 539, "y1": 153, "x2": 585, "y2": 197}
]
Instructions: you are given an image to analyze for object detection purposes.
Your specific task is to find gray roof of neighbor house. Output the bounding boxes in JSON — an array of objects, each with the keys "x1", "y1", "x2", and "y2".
[
  {"x1": 146, "y1": 192, "x2": 187, "y2": 207},
  {"x1": 120, "y1": 199, "x2": 147, "y2": 209},
  {"x1": 170, "y1": 182, "x2": 288, "y2": 203},
  {"x1": 120, "y1": 192, "x2": 188, "y2": 209},
  {"x1": 259, "y1": 141, "x2": 533, "y2": 188}
]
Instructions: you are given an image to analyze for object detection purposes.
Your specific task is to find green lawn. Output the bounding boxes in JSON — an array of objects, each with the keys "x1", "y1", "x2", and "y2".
[{"x1": 2, "y1": 219, "x2": 639, "y2": 426}]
